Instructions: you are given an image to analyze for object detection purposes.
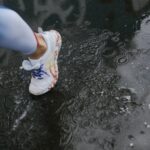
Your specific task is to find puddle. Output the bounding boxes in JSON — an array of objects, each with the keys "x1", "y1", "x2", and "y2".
[{"x1": 1, "y1": 0, "x2": 150, "y2": 150}]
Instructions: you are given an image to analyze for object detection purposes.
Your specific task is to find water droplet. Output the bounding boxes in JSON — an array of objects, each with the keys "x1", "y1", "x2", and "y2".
[
  {"x1": 102, "y1": 47, "x2": 117, "y2": 58},
  {"x1": 115, "y1": 97, "x2": 119, "y2": 100},
  {"x1": 147, "y1": 125, "x2": 150, "y2": 128},
  {"x1": 144, "y1": 122, "x2": 148, "y2": 126},
  {"x1": 116, "y1": 56, "x2": 128, "y2": 64},
  {"x1": 122, "y1": 96, "x2": 131, "y2": 101},
  {"x1": 129, "y1": 142, "x2": 134, "y2": 148},
  {"x1": 146, "y1": 67, "x2": 149, "y2": 70},
  {"x1": 148, "y1": 104, "x2": 150, "y2": 109},
  {"x1": 111, "y1": 36, "x2": 120, "y2": 42}
]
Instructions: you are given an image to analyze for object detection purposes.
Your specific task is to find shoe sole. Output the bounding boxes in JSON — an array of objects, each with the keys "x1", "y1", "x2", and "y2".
[{"x1": 49, "y1": 30, "x2": 62, "y2": 83}]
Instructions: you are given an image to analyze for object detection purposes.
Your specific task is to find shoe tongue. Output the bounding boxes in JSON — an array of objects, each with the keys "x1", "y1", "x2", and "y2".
[{"x1": 29, "y1": 57, "x2": 41, "y2": 66}]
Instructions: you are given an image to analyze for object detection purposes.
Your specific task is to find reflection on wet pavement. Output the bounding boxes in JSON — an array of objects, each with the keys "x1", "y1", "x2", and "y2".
[{"x1": 1, "y1": 0, "x2": 150, "y2": 150}]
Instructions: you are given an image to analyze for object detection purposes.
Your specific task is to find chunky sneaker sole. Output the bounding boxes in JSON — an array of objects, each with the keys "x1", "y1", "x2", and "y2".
[
  {"x1": 21, "y1": 29, "x2": 62, "y2": 96},
  {"x1": 47, "y1": 30, "x2": 62, "y2": 82}
]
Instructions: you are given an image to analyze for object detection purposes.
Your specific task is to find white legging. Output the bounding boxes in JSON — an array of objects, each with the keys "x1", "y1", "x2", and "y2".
[{"x1": 0, "y1": 6, "x2": 37, "y2": 55}]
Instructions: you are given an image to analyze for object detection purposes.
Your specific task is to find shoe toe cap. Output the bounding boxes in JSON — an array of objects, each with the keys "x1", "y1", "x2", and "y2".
[{"x1": 29, "y1": 82, "x2": 52, "y2": 96}]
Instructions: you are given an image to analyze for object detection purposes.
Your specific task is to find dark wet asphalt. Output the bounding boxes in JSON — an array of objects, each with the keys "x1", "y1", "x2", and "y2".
[{"x1": 1, "y1": 0, "x2": 150, "y2": 150}]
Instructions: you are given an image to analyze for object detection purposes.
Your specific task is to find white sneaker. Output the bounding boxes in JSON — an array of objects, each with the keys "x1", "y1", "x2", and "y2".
[{"x1": 21, "y1": 30, "x2": 62, "y2": 95}]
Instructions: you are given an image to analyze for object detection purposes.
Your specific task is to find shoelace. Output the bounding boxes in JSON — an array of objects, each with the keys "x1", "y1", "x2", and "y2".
[{"x1": 20, "y1": 60, "x2": 49, "y2": 80}]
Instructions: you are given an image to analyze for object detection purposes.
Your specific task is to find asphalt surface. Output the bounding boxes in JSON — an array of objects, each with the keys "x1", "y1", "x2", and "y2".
[{"x1": 1, "y1": 0, "x2": 150, "y2": 150}]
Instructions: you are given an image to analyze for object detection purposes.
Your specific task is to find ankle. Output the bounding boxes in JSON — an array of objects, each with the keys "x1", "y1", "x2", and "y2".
[{"x1": 29, "y1": 33, "x2": 47, "y2": 59}]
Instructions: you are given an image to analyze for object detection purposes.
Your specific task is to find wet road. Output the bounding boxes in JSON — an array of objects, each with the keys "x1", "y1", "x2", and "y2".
[{"x1": 1, "y1": 0, "x2": 150, "y2": 150}]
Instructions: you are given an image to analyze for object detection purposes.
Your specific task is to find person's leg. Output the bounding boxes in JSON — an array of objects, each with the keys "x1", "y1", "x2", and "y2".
[
  {"x1": 0, "y1": 7, "x2": 50, "y2": 60},
  {"x1": 0, "y1": 7, "x2": 38, "y2": 55}
]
